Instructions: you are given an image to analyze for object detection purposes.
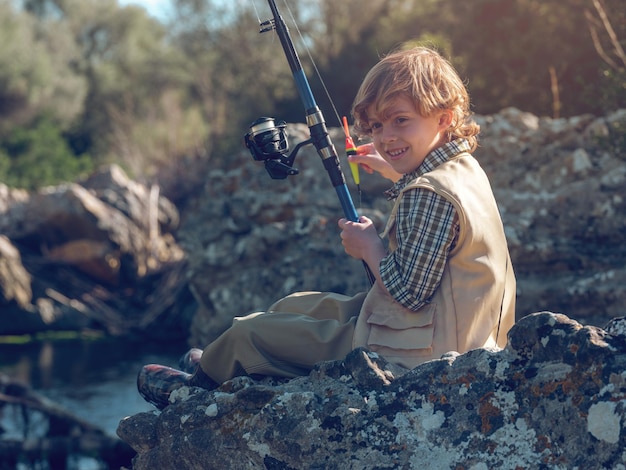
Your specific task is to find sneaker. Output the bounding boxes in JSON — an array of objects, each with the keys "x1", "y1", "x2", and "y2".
[
  {"x1": 178, "y1": 348, "x2": 203, "y2": 374},
  {"x1": 137, "y1": 364, "x2": 192, "y2": 410}
]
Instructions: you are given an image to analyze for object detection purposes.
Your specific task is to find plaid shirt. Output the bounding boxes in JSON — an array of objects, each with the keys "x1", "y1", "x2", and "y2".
[{"x1": 380, "y1": 139, "x2": 471, "y2": 311}]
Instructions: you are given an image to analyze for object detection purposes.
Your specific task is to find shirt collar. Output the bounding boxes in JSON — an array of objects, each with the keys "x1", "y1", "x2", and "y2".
[{"x1": 384, "y1": 139, "x2": 471, "y2": 200}]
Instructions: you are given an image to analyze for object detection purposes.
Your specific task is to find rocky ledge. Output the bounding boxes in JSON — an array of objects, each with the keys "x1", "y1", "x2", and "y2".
[{"x1": 118, "y1": 311, "x2": 626, "y2": 469}]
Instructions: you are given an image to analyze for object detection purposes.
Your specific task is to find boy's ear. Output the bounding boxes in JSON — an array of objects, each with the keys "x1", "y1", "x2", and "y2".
[{"x1": 437, "y1": 110, "x2": 453, "y2": 129}]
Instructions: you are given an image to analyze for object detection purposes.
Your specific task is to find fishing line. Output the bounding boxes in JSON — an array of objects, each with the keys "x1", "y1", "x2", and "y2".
[
  {"x1": 250, "y1": 0, "x2": 362, "y2": 205},
  {"x1": 279, "y1": 0, "x2": 343, "y2": 129},
  {"x1": 279, "y1": 0, "x2": 362, "y2": 206},
  {"x1": 249, "y1": 0, "x2": 262, "y2": 22},
  {"x1": 244, "y1": 0, "x2": 374, "y2": 285},
  {"x1": 250, "y1": 0, "x2": 278, "y2": 46}
]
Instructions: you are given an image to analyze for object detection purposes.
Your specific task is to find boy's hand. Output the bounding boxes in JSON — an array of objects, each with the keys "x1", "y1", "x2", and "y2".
[
  {"x1": 338, "y1": 216, "x2": 386, "y2": 273},
  {"x1": 349, "y1": 143, "x2": 403, "y2": 182}
]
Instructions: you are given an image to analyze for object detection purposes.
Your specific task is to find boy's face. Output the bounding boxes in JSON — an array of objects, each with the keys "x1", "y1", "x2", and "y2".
[{"x1": 367, "y1": 95, "x2": 451, "y2": 175}]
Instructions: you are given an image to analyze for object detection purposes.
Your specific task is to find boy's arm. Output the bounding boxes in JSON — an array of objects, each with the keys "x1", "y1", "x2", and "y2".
[{"x1": 380, "y1": 188, "x2": 458, "y2": 311}]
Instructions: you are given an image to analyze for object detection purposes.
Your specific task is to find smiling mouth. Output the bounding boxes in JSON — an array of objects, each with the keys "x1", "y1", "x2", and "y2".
[{"x1": 387, "y1": 147, "x2": 408, "y2": 159}]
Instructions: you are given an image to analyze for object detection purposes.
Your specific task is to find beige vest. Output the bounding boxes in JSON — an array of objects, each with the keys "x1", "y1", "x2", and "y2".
[{"x1": 353, "y1": 153, "x2": 516, "y2": 369}]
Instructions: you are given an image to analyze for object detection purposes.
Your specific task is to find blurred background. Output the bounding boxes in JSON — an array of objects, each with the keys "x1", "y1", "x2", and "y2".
[{"x1": 0, "y1": 0, "x2": 623, "y2": 195}]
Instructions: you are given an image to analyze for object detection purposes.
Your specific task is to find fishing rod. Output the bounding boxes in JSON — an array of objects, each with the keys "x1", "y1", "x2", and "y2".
[{"x1": 244, "y1": 0, "x2": 375, "y2": 286}]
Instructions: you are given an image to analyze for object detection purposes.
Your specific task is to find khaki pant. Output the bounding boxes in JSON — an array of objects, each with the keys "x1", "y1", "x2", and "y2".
[{"x1": 199, "y1": 291, "x2": 367, "y2": 384}]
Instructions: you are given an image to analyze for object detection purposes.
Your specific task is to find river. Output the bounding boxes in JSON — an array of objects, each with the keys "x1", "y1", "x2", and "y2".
[{"x1": 0, "y1": 335, "x2": 190, "y2": 467}]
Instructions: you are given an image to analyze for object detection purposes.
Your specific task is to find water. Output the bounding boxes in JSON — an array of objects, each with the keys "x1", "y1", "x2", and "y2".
[{"x1": 0, "y1": 336, "x2": 190, "y2": 463}]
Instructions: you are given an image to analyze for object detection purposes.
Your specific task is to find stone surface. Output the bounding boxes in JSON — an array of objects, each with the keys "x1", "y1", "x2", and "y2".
[
  {"x1": 0, "y1": 164, "x2": 191, "y2": 338},
  {"x1": 475, "y1": 108, "x2": 626, "y2": 326},
  {"x1": 0, "y1": 234, "x2": 32, "y2": 309},
  {"x1": 117, "y1": 312, "x2": 626, "y2": 469}
]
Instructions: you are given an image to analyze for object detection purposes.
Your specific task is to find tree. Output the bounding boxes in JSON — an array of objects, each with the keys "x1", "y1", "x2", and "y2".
[
  {"x1": 2, "y1": 0, "x2": 623, "y2": 192},
  {"x1": 0, "y1": 0, "x2": 86, "y2": 136},
  {"x1": 60, "y1": 0, "x2": 197, "y2": 178},
  {"x1": 415, "y1": 0, "x2": 625, "y2": 117},
  {"x1": 20, "y1": 0, "x2": 211, "y2": 181},
  {"x1": 584, "y1": 0, "x2": 626, "y2": 112},
  {"x1": 167, "y1": 0, "x2": 302, "y2": 160}
]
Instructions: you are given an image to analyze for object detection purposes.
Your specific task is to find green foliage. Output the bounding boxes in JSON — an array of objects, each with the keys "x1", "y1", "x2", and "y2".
[
  {"x1": 0, "y1": 115, "x2": 93, "y2": 190},
  {"x1": 0, "y1": 0, "x2": 86, "y2": 135}
]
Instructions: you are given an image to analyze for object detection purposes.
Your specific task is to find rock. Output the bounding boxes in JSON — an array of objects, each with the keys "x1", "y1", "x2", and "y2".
[
  {"x1": 0, "y1": 165, "x2": 192, "y2": 338},
  {"x1": 0, "y1": 168, "x2": 184, "y2": 284},
  {"x1": 117, "y1": 312, "x2": 626, "y2": 469},
  {"x1": 0, "y1": 235, "x2": 32, "y2": 309},
  {"x1": 475, "y1": 108, "x2": 626, "y2": 324},
  {"x1": 0, "y1": 183, "x2": 29, "y2": 213},
  {"x1": 81, "y1": 164, "x2": 180, "y2": 235},
  {"x1": 0, "y1": 109, "x2": 621, "y2": 466}
]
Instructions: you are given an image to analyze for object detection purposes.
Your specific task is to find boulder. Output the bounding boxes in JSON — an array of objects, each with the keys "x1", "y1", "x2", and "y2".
[
  {"x1": 0, "y1": 165, "x2": 192, "y2": 338},
  {"x1": 117, "y1": 312, "x2": 626, "y2": 469},
  {"x1": 475, "y1": 108, "x2": 626, "y2": 325},
  {"x1": 0, "y1": 235, "x2": 32, "y2": 309}
]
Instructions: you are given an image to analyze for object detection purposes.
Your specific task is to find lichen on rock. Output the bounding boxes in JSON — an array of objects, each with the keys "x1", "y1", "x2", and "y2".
[{"x1": 118, "y1": 312, "x2": 626, "y2": 469}]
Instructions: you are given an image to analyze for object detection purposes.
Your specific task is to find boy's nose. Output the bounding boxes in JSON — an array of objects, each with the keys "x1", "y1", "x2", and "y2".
[
  {"x1": 380, "y1": 126, "x2": 396, "y2": 144},
  {"x1": 380, "y1": 130, "x2": 397, "y2": 143}
]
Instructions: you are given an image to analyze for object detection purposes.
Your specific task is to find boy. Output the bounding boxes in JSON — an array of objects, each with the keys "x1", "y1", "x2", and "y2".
[{"x1": 138, "y1": 46, "x2": 516, "y2": 409}]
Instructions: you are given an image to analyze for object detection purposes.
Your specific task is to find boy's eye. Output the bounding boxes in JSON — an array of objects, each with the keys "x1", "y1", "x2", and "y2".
[{"x1": 370, "y1": 122, "x2": 382, "y2": 131}]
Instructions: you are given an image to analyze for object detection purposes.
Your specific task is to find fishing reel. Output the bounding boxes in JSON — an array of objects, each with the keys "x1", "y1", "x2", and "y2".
[{"x1": 245, "y1": 117, "x2": 311, "y2": 180}]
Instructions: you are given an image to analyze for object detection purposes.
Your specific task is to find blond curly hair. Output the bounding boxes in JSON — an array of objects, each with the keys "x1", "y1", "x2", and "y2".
[{"x1": 352, "y1": 46, "x2": 480, "y2": 151}]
